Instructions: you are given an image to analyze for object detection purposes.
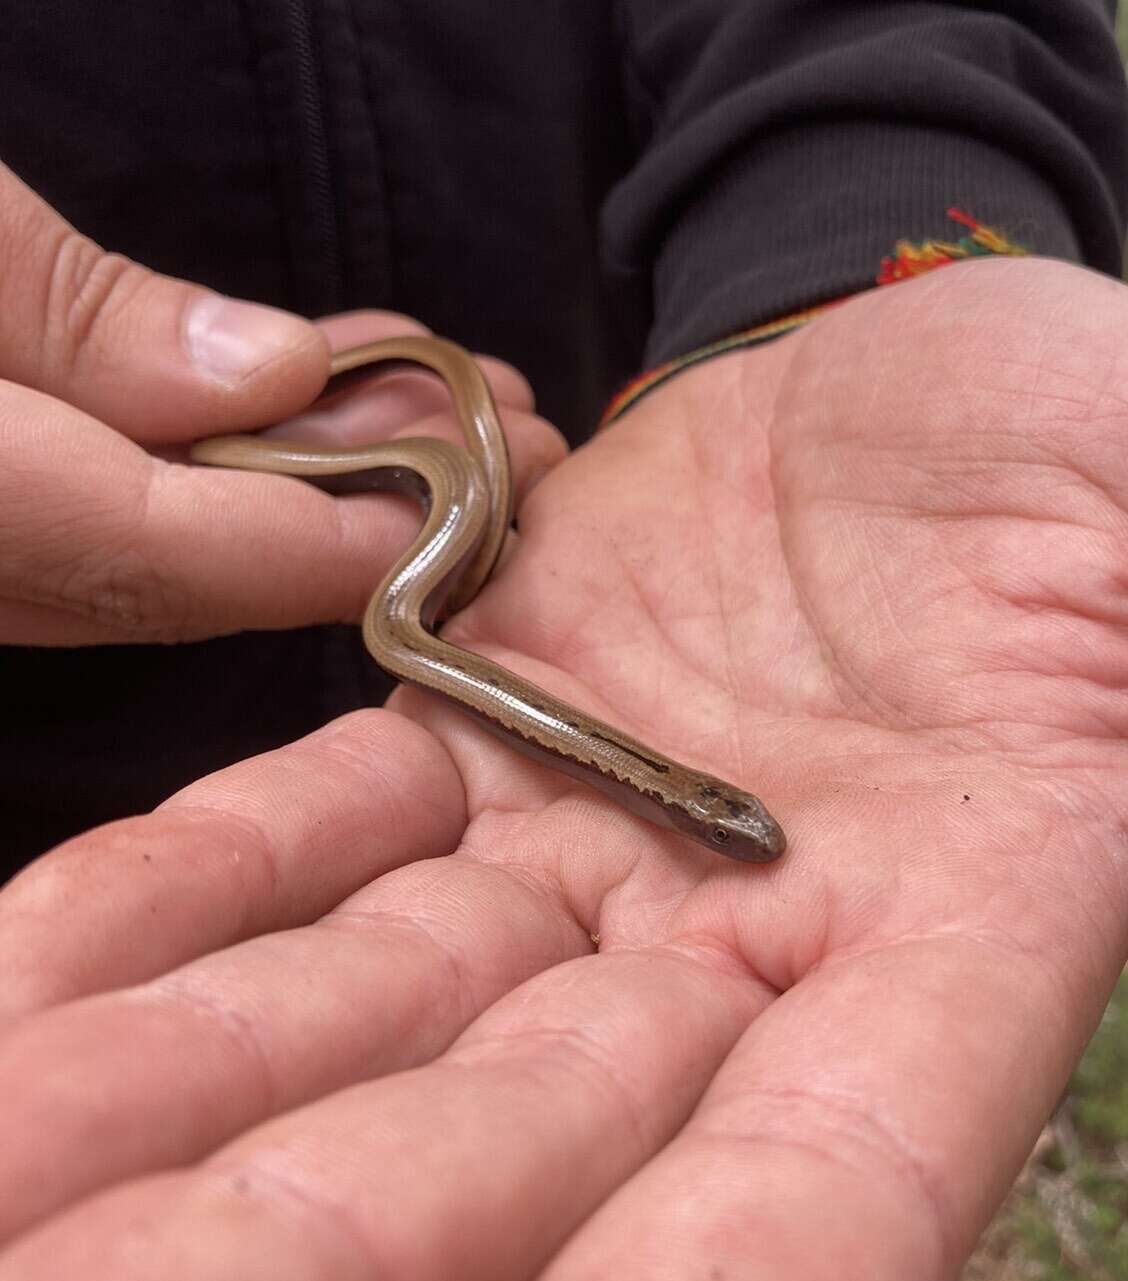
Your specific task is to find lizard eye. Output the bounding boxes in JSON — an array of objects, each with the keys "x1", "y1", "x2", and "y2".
[{"x1": 711, "y1": 827, "x2": 730, "y2": 844}]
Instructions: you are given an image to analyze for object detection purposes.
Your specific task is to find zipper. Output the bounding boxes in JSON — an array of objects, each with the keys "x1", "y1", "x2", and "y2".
[{"x1": 286, "y1": 0, "x2": 345, "y2": 310}]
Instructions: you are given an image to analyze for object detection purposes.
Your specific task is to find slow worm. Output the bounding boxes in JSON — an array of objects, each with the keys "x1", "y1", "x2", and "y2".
[{"x1": 190, "y1": 335, "x2": 786, "y2": 862}]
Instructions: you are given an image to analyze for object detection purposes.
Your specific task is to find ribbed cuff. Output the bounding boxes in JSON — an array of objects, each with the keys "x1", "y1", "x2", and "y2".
[
  {"x1": 645, "y1": 121, "x2": 1095, "y2": 365},
  {"x1": 603, "y1": 205, "x2": 1031, "y2": 425}
]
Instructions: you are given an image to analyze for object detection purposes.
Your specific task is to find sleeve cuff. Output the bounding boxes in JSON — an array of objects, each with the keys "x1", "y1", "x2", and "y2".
[{"x1": 639, "y1": 121, "x2": 1109, "y2": 365}]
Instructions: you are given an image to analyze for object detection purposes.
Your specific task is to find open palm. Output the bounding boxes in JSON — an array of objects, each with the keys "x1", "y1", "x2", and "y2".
[{"x1": 2, "y1": 257, "x2": 1126, "y2": 1280}]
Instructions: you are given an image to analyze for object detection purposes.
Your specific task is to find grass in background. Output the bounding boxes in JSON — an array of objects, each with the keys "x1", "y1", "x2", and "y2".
[{"x1": 964, "y1": 976, "x2": 1128, "y2": 1279}]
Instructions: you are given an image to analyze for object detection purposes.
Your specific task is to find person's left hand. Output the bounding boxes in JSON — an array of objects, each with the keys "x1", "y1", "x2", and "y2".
[
  {"x1": 0, "y1": 163, "x2": 562, "y2": 648},
  {"x1": 0, "y1": 257, "x2": 1126, "y2": 1281}
]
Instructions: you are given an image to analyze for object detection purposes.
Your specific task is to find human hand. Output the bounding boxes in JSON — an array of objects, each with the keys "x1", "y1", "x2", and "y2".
[
  {"x1": 0, "y1": 164, "x2": 558, "y2": 645},
  {"x1": 1, "y1": 257, "x2": 1126, "y2": 1279}
]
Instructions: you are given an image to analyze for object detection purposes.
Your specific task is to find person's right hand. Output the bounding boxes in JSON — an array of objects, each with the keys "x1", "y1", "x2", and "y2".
[
  {"x1": 0, "y1": 165, "x2": 561, "y2": 647},
  {"x1": 2, "y1": 257, "x2": 1125, "y2": 1281}
]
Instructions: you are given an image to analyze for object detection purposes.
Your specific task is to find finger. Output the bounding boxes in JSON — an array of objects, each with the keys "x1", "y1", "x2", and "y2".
[
  {"x1": 265, "y1": 398, "x2": 565, "y2": 513},
  {"x1": 0, "y1": 950, "x2": 770, "y2": 1280},
  {"x1": 0, "y1": 163, "x2": 328, "y2": 441},
  {"x1": 0, "y1": 711, "x2": 465, "y2": 1021},
  {"x1": 0, "y1": 855, "x2": 586, "y2": 1242},
  {"x1": 0, "y1": 383, "x2": 556, "y2": 643},
  {"x1": 316, "y1": 310, "x2": 536, "y2": 411},
  {"x1": 267, "y1": 310, "x2": 563, "y2": 505},
  {"x1": 543, "y1": 937, "x2": 1128, "y2": 1279}
]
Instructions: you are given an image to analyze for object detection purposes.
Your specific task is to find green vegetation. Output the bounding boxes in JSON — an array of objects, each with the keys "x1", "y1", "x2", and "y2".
[{"x1": 965, "y1": 975, "x2": 1128, "y2": 1280}]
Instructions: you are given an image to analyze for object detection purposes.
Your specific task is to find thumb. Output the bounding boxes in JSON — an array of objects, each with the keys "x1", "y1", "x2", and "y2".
[{"x1": 0, "y1": 163, "x2": 329, "y2": 442}]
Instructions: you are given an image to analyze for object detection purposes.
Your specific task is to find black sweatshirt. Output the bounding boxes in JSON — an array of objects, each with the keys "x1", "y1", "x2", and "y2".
[{"x1": 1, "y1": 0, "x2": 1125, "y2": 872}]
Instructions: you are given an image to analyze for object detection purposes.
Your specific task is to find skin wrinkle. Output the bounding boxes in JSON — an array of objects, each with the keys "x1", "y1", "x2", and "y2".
[
  {"x1": 692, "y1": 1091, "x2": 950, "y2": 1275},
  {"x1": 0, "y1": 502, "x2": 82, "y2": 598},
  {"x1": 1034, "y1": 807, "x2": 1128, "y2": 970},
  {"x1": 459, "y1": 554, "x2": 620, "y2": 678},
  {"x1": 41, "y1": 455, "x2": 194, "y2": 640},
  {"x1": 1105, "y1": 822, "x2": 1128, "y2": 904},
  {"x1": 797, "y1": 862, "x2": 898, "y2": 978},
  {"x1": 1014, "y1": 291, "x2": 1062, "y2": 455},
  {"x1": 0, "y1": 181, "x2": 46, "y2": 295},
  {"x1": 456, "y1": 600, "x2": 745, "y2": 793},
  {"x1": 650, "y1": 933, "x2": 784, "y2": 998},
  {"x1": 1042, "y1": 879, "x2": 1126, "y2": 993},
  {"x1": 116, "y1": 460, "x2": 190, "y2": 634},
  {"x1": 918, "y1": 482, "x2": 1121, "y2": 534},
  {"x1": 313, "y1": 909, "x2": 481, "y2": 1058},
  {"x1": 999, "y1": 576, "x2": 1128, "y2": 638},
  {"x1": 930, "y1": 649, "x2": 1128, "y2": 720},
  {"x1": 454, "y1": 787, "x2": 582, "y2": 847},
  {"x1": 151, "y1": 461, "x2": 252, "y2": 639},
  {"x1": 778, "y1": 547, "x2": 908, "y2": 732},
  {"x1": 961, "y1": 672, "x2": 1128, "y2": 740},
  {"x1": 465, "y1": 800, "x2": 644, "y2": 944},
  {"x1": 789, "y1": 875, "x2": 836, "y2": 987},
  {"x1": 541, "y1": 438, "x2": 744, "y2": 716},
  {"x1": 840, "y1": 490, "x2": 1098, "y2": 528},
  {"x1": 1031, "y1": 774, "x2": 1128, "y2": 907},
  {"x1": 971, "y1": 559, "x2": 1128, "y2": 629},
  {"x1": 210, "y1": 470, "x2": 359, "y2": 637},
  {"x1": 595, "y1": 509, "x2": 776, "y2": 741},
  {"x1": 969, "y1": 664, "x2": 1128, "y2": 718},
  {"x1": 37, "y1": 224, "x2": 92, "y2": 370},
  {"x1": 921, "y1": 703, "x2": 1128, "y2": 750},
  {"x1": 808, "y1": 924, "x2": 1083, "y2": 1031},
  {"x1": 203, "y1": 1153, "x2": 375, "y2": 1281},
  {"x1": 320, "y1": 852, "x2": 572, "y2": 993},
  {"x1": 446, "y1": 1020, "x2": 659, "y2": 1166},
  {"x1": 476, "y1": 844, "x2": 600, "y2": 939},
  {"x1": 1001, "y1": 735, "x2": 1128, "y2": 776},
  {"x1": 1036, "y1": 449, "x2": 1128, "y2": 532},
  {"x1": 11, "y1": 482, "x2": 147, "y2": 610},
  {"x1": 582, "y1": 837, "x2": 663, "y2": 947},
  {"x1": 767, "y1": 364, "x2": 933, "y2": 737},
  {"x1": 54, "y1": 551, "x2": 183, "y2": 635},
  {"x1": 385, "y1": 765, "x2": 611, "y2": 940},
  {"x1": 55, "y1": 241, "x2": 144, "y2": 377},
  {"x1": 299, "y1": 476, "x2": 411, "y2": 630},
  {"x1": 133, "y1": 973, "x2": 283, "y2": 1123},
  {"x1": 594, "y1": 861, "x2": 711, "y2": 954},
  {"x1": 206, "y1": 985, "x2": 693, "y2": 1281},
  {"x1": 305, "y1": 722, "x2": 467, "y2": 838},
  {"x1": 161, "y1": 716, "x2": 456, "y2": 909},
  {"x1": 157, "y1": 804, "x2": 289, "y2": 934},
  {"x1": 19, "y1": 824, "x2": 599, "y2": 1245},
  {"x1": 921, "y1": 357, "x2": 1128, "y2": 523},
  {"x1": 783, "y1": 469, "x2": 1128, "y2": 738},
  {"x1": 984, "y1": 412, "x2": 1128, "y2": 475}
]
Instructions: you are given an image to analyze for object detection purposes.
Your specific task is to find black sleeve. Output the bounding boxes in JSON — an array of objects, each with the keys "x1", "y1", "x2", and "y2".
[{"x1": 603, "y1": 0, "x2": 1128, "y2": 365}]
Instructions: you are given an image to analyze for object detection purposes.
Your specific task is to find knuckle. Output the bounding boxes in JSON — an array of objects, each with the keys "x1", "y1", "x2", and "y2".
[
  {"x1": 0, "y1": 451, "x2": 206, "y2": 641},
  {"x1": 51, "y1": 544, "x2": 195, "y2": 639},
  {"x1": 44, "y1": 232, "x2": 145, "y2": 372}
]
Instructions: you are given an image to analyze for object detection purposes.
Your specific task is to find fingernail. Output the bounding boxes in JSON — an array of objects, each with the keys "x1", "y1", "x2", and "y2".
[{"x1": 185, "y1": 294, "x2": 313, "y2": 387}]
